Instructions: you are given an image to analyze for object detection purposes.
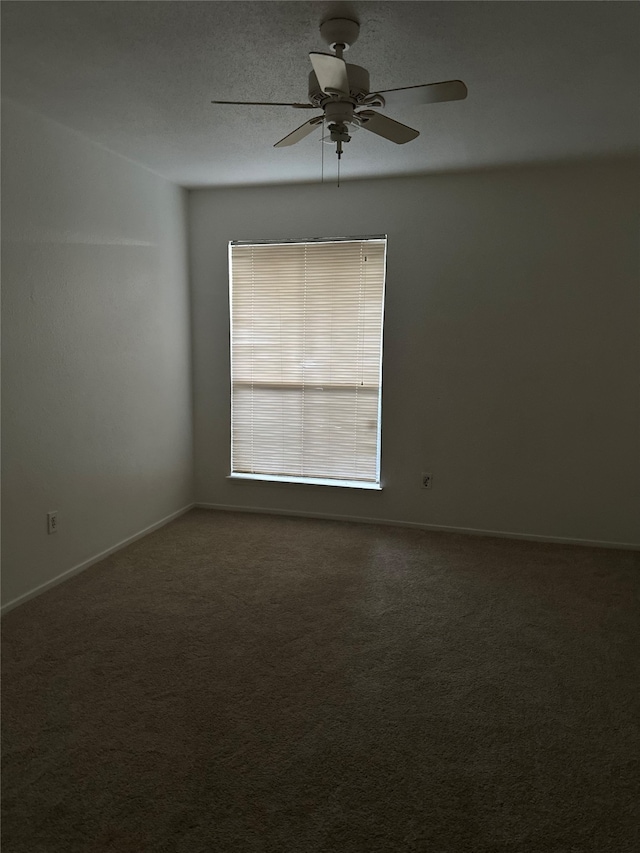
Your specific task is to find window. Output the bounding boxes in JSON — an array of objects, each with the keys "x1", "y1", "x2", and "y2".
[{"x1": 229, "y1": 236, "x2": 386, "y2": 488}]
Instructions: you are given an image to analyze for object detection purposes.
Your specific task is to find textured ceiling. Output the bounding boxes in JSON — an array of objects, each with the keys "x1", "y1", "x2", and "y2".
[{"x1": 2, "y1": 1, "x2": 639, "y2": 187}]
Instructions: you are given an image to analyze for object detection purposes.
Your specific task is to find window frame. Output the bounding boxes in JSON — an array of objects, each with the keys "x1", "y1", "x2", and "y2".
[{"x1": 228, "y1": 235, "x2": 387, "y2": 490}]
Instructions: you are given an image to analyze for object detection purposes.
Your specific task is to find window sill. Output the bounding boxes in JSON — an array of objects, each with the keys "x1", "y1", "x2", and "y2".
[{"x1": 227, "y1": 473, "x2": 382, "y2": 490}]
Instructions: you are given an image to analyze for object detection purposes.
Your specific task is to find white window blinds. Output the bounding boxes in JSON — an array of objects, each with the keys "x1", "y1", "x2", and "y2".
[{"x1": 229, "y1": 237, "x2": 386, "y2": 487}]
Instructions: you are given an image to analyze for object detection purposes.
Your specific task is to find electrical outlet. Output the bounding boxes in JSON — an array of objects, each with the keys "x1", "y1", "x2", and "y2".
[
  {"x1": 47, "y1": 512, "x2": 58, "y2": 534},
  {"x1": 421, "y1": 472, "x2": 433, "y2": 489}
]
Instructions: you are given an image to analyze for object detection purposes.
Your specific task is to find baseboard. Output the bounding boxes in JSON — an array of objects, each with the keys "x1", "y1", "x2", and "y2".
[
  {"x1": 4, "y1": 501, "x2": 635, "y2": 616},
  {"x1": 1, "y1": 504, "x2": 195, "y2": 616},
  {"x1": 194, "y1": 502, "x2": 640, "y2": 551}
]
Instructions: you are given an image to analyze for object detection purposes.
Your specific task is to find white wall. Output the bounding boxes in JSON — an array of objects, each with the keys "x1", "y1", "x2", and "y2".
[
  {"x1": 1, "y1": 101, "x2": 194, "y2": 608},
  {"x1": 189, "y1": 158, "x2": 640, "y2": 547}
]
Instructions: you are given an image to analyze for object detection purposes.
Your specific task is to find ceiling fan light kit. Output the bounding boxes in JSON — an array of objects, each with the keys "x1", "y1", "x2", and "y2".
[{"x1": 211, "y1": 17, "x2": 467, "y2": 168}]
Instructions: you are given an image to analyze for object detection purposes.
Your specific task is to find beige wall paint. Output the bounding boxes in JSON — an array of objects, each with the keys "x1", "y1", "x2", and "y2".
[
  {"x1": 189, "y1": 159, "x2": 640, "y2": 546},
  {"x1": 1, "y1": 101, "x2": 194, "y2": 608}
]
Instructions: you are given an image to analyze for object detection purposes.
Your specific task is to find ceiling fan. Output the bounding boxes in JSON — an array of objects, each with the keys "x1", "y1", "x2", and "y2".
[{"x1": 211, "y1": 18, "x2": 468, "y2": 161}]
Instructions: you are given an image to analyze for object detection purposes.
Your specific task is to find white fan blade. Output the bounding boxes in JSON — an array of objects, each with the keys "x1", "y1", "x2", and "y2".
[
  {"x1": 274, "y1": 116, "x2": 323, "y2": 147},
  {"x1": 357, "y1": 111, "x2": 419, "y2": 144},
  {"x1": 309, "y1": 52, "x2": 349, "y2": 96},
  {"x1": 375, "y1": 80, "x2": 468, "y2": 107}
]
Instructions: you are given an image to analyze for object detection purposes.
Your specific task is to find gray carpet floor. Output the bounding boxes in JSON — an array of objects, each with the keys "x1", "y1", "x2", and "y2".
[{"x1": 2, "y1": 508, "x2": 639, "y2": 852}]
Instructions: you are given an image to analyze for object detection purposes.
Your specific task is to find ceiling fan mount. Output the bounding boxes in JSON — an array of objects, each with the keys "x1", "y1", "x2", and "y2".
[
  {"x1": 211, "y1": 17, "x2": 467, "y2": 162},
  {"x1": 319, "y1": 17, "x2": 360, "y2": 53}
]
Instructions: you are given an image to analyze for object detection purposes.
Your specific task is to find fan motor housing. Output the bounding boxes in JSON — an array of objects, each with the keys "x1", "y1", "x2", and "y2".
[{"x1": 308, "y1": 64, "x2": 370, "y2": 106}]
